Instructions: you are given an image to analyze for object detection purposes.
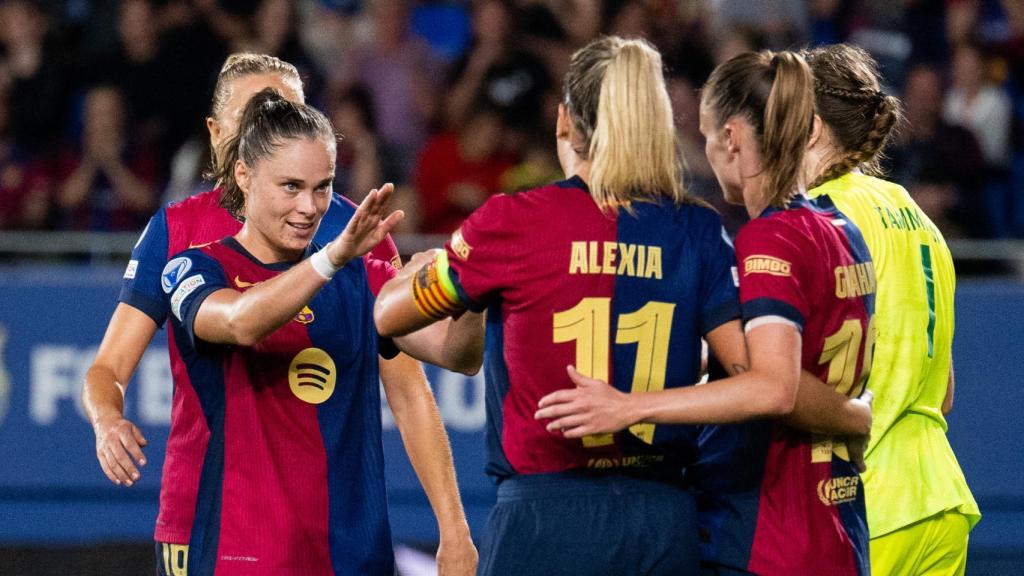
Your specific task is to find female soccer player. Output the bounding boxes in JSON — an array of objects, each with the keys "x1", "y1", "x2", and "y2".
[
  {"x1": 159, "y1": 89, "x2": 478, "y2": 575},
  {"x1": 532, "y1": 50, "x2": 876, "y2": 575},
  {"x1": 82, "y1": 54, "x2": 477, "y2": 575},
  {"x1": 374, "y1": 37, "x2": 870, "y2": 575},
  {"x1": 803, "y1": 44, "x2": 979, "y2": 576}
]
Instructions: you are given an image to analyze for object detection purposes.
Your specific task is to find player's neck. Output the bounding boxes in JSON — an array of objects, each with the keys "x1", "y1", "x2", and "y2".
[{"x1": 234, "y1": 225, "x2": 304, "y2": 265}]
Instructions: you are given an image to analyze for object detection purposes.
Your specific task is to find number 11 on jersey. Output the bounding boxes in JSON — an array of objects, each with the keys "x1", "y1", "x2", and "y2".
[{"x1": 553, "y1": 298, "x2": 676, "y2": 447}]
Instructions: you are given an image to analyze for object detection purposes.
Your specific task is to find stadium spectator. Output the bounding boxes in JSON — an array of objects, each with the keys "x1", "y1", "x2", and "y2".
[
  {"x1": 0, "y1": 0, "x2": 72, "y2": 154},
  {"x1": 443, "y1": 0, "x2": 551, "y2": 134},
  {"x1": 340, "y1": 0, "x2": 443, "y2": 181},
  {"x1": 0, "y1": 88, "x2": 50, "y2": 229},
  {"x1": 889, "y1": 63, "x2": 988, "y2": 236},
  {"x1": 54, "y1": 85, "x2": 159, "y2": 231},
  {"x1": 412, "y1": 102, "x2": 516, "y2": 234}
]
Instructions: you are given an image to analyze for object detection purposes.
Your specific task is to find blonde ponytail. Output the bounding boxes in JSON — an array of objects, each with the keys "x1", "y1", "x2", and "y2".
[
  {"x1": 588, "y1": 40, "x2": 683, "y2": 208},
  {"x1": 564, "y1": 36, "x2": 684, "y2": 210}
]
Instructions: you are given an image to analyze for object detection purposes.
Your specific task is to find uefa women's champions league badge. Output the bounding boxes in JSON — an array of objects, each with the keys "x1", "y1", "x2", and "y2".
[{"x1": 0, "y1": 325, "x2": 10, "y2": 426}]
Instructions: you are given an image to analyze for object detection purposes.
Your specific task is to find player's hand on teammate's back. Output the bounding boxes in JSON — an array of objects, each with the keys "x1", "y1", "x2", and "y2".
[
  {"x1": 846, "y1": 390, "x2": 873, "y2": 473},
  {"x1": 436, "y1": 531, "x2": 478, "y2": 576},
  {"x1": 326, "y1": 183, "x2": 405, "y2": 266},
  {"x1": 93, "y1": 414, "x2": 148, "y2": 487},
  {"x1": 534, "y1": 365, "x2": 638, "y2": 438}
]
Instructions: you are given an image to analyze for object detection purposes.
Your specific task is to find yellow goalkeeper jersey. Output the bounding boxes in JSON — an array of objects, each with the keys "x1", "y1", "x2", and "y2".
[{"x1": 810, "y1": 172, "x2": 980, "y2": 537}]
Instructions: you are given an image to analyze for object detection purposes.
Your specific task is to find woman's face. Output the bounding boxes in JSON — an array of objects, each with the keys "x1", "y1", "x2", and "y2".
[
  {"x1": 699, "y1": 101, "x2": 744, "y2": 205},
  {"x1": 239, "y1": 137, "x2": 335, "y2": 259},
  {"x1": 209, "y1": 73, "x2": 304, "y2": 154}
]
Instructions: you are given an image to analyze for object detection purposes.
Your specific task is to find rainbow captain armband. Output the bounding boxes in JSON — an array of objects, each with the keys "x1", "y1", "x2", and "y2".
[{"x1": 412, "y1": 251, "x2": 464, "y2": 320}]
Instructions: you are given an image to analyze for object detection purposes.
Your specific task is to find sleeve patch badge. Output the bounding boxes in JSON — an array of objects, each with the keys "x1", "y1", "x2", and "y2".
[
  {"x1": 450, "y1": 228, "x2": 472, "y2": 261},
  {"x1": 743, "y1": 255, "x2": 792, "y2": 277}
]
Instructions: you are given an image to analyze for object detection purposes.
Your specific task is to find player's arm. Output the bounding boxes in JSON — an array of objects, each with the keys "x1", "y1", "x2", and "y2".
[
  {"x1": 85, "y1": 209, "x2": 170, "y2": 487},
  {"x1": 535, "y1": 321, "x2": 800, "y2": 438},
  {"x1": 83, "y1": 304, "x2": 155, "y2": 487},
  {"x1": 379, "y1": 355, "x2": 477, "y2": 575},
  {"x1": 943, "y1": 356, "x2": 955, "y2": 416},
  {"x1": 375, "y1": 250, "x2": 484, "y2": 375},
  {"x1": 194, "y1": 187, "x2": 403, "y2": 345}
]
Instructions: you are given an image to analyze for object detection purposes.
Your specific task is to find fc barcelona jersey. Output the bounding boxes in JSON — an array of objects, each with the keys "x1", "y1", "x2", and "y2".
[
  {"x1": 696, "y1": 195, "x2": 874, "y2": 576},
  {"x1": 162, "y1": 237, "x2": 396, "y2": 576},
  {"x1": 118, "y1": 189, "x2": 399, "y2": 544},
  {"x1": 443, "y1": 176, "x2": 740, "y2": 481}
]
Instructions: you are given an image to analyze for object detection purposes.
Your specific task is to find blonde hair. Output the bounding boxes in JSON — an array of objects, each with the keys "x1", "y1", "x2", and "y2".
[
  {"x1": 703, "y1": 51, "x2": 816, "y2": 208},
  {"x1": 564, "y1": 36, "x2": 684, "y2": 210},
  {"x1": 206, "y1": 53, "x2": 304, "y2": 213}
]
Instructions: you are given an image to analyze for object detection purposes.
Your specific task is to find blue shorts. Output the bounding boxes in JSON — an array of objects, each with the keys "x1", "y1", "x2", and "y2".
[{"x1": 478, "y1": 472, "x2": 698, "y2": 576}]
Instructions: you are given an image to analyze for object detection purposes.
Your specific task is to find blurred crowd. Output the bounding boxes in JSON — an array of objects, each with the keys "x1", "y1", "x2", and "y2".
[{"x1": 0, "y1": 0, "x2": 1021, "y2": 238}]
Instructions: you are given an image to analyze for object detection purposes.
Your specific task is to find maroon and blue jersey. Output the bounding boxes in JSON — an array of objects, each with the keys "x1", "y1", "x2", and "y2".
[
  {"x1": 117, "y1": 189, "x2": 399, "y2": 544},
  {"x1": 444, "y1": 176, "x2": 740, "y2": 481},
  {"x1": 162, "y1": 237, "x2": 397, "y2": 575},
  {"x1": 696, "y1": 195, "x2": 874, "y2": 576}
]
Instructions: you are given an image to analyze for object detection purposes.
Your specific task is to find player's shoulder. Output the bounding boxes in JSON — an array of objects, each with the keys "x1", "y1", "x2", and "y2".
[{"x1": 165, "y1": 188, "x2": 224, "y2": 220}]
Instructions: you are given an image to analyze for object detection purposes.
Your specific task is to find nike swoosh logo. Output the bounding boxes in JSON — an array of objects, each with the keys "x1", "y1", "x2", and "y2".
[
  {"x1": 234, "y1": 276, "x2": 259, "y2": 288},
  {"x1": 188, "y1": 241, "x2": 212, "y2": 249}
]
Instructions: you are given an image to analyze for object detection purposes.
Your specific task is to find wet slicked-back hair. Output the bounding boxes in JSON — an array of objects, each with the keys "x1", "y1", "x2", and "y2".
[
  {"x1": 702, "y1": 50, "x2": 816, "y2": 208},
  {"x1": 804, "y1": 44, "x2": 902, "y2": 189},
  {"x1": 212, "y1": 88, "x2": 335, "y2": 216},
  {"x1": 564, "y1": 36, "x2": 685, "y2": 209}
]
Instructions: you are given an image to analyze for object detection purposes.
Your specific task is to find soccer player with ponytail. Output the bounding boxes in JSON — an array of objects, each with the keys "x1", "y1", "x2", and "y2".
[
  {"x1": 376, "y1": 37, "x2": 873, "y2": 575},
  {"x1": 804, "y1": 44, "x2": 979, "y2": 576}
]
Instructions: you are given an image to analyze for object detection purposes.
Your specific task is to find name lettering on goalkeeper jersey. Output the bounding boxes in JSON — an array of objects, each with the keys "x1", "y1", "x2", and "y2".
[{"x1": 568, "y1": 241, "x2": 662, "y2": 279}]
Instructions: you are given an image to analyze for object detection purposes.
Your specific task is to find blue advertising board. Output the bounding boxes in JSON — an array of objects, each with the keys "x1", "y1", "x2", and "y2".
[{"x1": 0, "y1": 266, "x2": 1020, "y2": 562}]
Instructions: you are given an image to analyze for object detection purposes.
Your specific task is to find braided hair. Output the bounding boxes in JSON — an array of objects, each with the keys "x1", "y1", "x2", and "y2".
[{"x1": 804, "y1": 45, "x2": 903, "y2": 189}]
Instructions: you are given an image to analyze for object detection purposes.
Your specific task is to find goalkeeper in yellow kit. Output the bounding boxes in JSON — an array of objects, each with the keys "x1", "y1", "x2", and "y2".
[{"x1": 803, "y1": 44, "x2": 980, "y2": 575}]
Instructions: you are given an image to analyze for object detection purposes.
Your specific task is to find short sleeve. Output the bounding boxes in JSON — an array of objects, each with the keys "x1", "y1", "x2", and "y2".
[
  {"x1": 369, "y1": 233, "x2": 402, "y2": 270},
  {"x1": 118, "y1": 208, "x2": 170, "y2": 325},
  {"x1": 363, "y1": 250, "x2": 399, "y2": 297},
  {"x1": 443, "y1": 195, "x2": 516, "y2": 312},
  {"x1": 734, "y1": 219, "x2": 809, "y2": 330},
  {"x1": 699, "y1": 223, "x2": 741, "y2": 335},
  {"x1": 162, "y1": 250, "x2": 229, "y2": 349}
]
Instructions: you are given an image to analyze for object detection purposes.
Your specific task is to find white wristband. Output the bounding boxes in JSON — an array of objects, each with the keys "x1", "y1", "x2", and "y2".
[{"x1": 311, "y1": 248, "x2": 340, "y2": 280}]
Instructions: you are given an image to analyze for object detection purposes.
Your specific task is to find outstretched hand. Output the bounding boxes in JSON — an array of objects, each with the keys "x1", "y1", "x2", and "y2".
[
  {"x1": 327, "y1": 183, "x2": 404, "y2": 267},
  {"x1": 534, "y1": 365, "x2": 637, "y2": 438}
]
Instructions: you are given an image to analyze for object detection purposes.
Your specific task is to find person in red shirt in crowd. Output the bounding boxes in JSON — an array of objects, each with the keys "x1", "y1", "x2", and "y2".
[{"x1": 413, "y1": 102, "x2": 516, "y2": 234}]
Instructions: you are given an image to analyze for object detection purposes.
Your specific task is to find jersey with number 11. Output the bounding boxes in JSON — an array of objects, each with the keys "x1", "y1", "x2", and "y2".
[{"x1": 443, "y1": 176, "x2": 740, "y2": 482}]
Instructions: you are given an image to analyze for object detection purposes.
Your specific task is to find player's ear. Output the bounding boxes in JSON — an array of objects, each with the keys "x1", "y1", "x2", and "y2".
[
  {"x1": 234, "y1": 159, "x2": 250, "y2": 195},
  {"x1": 556, "y1": 103, "x2": 571, "y2": 142},
  {"x1": 808, "y1": 114, "x2": 824, "y2": 150},
  {"x1": 207, "y1": 117, "x2": 221, "y2": 146}
]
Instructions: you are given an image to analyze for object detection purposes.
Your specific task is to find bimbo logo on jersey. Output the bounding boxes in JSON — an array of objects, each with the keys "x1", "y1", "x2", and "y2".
[{"x1": 161, "y1": 257, "x2": 192, "y2": 294}]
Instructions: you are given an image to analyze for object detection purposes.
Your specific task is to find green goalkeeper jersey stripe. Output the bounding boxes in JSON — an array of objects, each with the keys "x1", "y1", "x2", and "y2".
[{"x1": 810, "y1": 172, "x2": 979, "y2": 537}]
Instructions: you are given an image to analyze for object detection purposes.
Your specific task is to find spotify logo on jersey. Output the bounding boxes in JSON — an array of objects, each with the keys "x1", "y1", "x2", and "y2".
[{"x1": 288, "y1": 348, "x2": 337, "y2": 404}]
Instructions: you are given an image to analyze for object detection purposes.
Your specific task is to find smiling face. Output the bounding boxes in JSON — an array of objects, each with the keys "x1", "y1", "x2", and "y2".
[
  {"x1": 698, "y1": 101, "x2": 744, "y2": 205},
  {"x1": 236, "y1": 137, "x2": 336, "y2": 262}
]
